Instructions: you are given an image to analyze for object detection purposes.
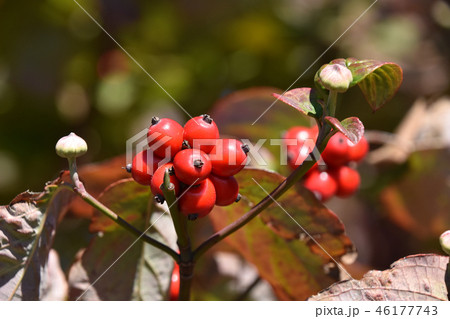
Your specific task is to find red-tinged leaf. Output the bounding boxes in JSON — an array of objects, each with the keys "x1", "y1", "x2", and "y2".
[
  {"x1": 0, "y1": 178, "x2": 73, "y2": 300},
  {"x1": 272, "y1": 88, "x2": 323, "y2": 118},
  {"x1": 68, "y1": 179, "x2": 176, "y2": 301},
  {"x1": 329, "y1": 58, "x2": 347, "y2": 66},
  {"x1": 309, "y1": 254, "x2": 449, "y2": 301},
  {"x1": 210, "y1": 87, "x2": 312, "y2": 172},
  {"x1": 325, "y1": 116, "x2": 364, "y2": 144},
  {"x1": 209, "y1": 168, "x2": 355, "y2": 300},
  {"x1": 345, "y1": 58, "x2": 403, "y2": 111}
]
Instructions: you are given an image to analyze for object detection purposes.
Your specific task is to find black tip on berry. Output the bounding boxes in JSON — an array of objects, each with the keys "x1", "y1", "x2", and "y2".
[
  {"x1": 151, "y1": 116, "x2": 160, "y2": 125},
  {"x1": 202, "y1": 114, "x2": 213, "y2": 124},
  {"x1": 168, "y1": 166, "x2": 175, "y2": 175},
  {"x1": 193, "y1": 159, "x2": 204, "y2": 168},
  {"x1": 235, "y1": 194, "x2": 241, "y2": 203},
  {"x1": 124, "y1": 164, "x2": 132, "y2": 173},
  {"x1": 154, "y1": 195, "x2": 165, "y2": 204},
  {"x1": 182, "y1": 140, "x2": 191, "y2": 149},
  {"x1": 188, "y1": 214, "x2": 198, "y2": 221},
  {"x1": 241, "y1": 144, "x2": 250, "y2": 154}
]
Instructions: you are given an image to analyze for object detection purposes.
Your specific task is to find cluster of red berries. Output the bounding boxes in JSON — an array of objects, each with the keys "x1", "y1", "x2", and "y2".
[
  {"x1": 283, "y1": 125, "x2": 369, "y2": 202},
  {"x1": 128, "y1": 115, "x2": 249, "y2": 220}
]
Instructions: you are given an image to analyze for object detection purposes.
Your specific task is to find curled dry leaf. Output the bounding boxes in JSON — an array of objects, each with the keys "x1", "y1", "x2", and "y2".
[
  {"x1": 309, "y1": 254, "x2": 449, "y2": 301},
  {"x1": 0, "y1": 177, "x2": 73, "y2": 300}
]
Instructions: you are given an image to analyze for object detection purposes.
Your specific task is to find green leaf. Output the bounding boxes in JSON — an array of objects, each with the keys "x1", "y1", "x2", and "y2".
[
  {"x1": 272, "y1": 88, "x2": 323, "y2": 118},
  {"x1": 310, "y1": 254, "x2": 449, "y2": 301},
  {"x1": 345, "y1": 58, "x2": 403, "y2": 111},
  {"x1": 0, "y1": 178, "x2": 73, "y2": 300},
  {"x1": 68, "y1": 179, "x2": 176, "y2": 301},
  {"x1": 325, "y1": 116, "x2": 364, "y2": 144},
  {"x1": 209, "y1": 168, "x2": 355, "y2": 300}
]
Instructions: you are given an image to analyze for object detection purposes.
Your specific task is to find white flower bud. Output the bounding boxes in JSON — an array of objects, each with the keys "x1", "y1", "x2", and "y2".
[
  {"x1": 439, "y1": 230, "x2": 450, "y2": 255},
  {"x1": 55, "y1": 132, "x2": 88, "y2": 159},
  {"x1": 319, "y1": 64, "x2": 353, "y2": 93}
]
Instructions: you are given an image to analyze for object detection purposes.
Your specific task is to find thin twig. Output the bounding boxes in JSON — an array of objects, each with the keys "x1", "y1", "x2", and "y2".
[
  {"x1": 234, "y1": 276, "x2": 262, "y2": 301},
  {"x1": 67, "y1": 159, "x2": 179, "y2": 262}
]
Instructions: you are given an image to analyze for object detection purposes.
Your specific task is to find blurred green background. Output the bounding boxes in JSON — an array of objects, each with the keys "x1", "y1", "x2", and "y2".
[{"x1": 0, "y1": 0, "x2": 449, "y2": 203}]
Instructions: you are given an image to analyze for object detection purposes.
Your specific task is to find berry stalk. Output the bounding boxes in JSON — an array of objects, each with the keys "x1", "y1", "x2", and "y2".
[{"x1": 160, "y1": 169, "x2": 194, "y2": 301}]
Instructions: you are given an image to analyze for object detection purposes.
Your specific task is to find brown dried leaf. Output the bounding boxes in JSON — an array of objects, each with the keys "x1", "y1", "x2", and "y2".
[
  {"x1": 309, "y1": 254, "x2": 449, "y2": 301},
  {"x1": 0, "y1": 178, "x2": 73, "y2": 300}
]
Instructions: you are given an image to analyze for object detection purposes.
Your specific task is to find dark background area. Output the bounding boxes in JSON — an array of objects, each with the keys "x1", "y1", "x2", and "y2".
[{"x1": 1, "y1": 0, "x2": 449, "y2": 203}]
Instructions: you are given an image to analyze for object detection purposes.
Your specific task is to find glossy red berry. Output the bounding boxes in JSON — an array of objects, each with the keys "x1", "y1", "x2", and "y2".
[
  {"x1": 330, "y1": 166, "x2": 360, "y2": 198},
  {"x1": 150, "y1": 163, "x2": 180, "y2": 198},
  {"x1": 303, "y1": 169, "x2": 337, "y2": 202},
  {"x1": 347, "y1": 136, "x2": 369, "y2": 162},
  {"x1": 210, "y1": 139, "x2": 248, "y2": 177},
  {"x1": 183, "y1": 114, "x2": 219, "y2": 154},
  {"x1": 130, "y1": 150, "x2": 162, "y2": 185},
  {"x1": 173, "y1": 149, "x2": 212, "y2": 185},
  {"x1": 209, "y1": 174, "x2": 239, "y2": 206},
  {"x1": 147, "y1": 117, "x2": 184, "y2": 158},
  {"x1": 169, "y1": 263, "x2": 180, "y2": 301},
  {"x1": 283, "y1": 126, "x2": 311, "y2": 141},
  {"x1": 179, "y1": 178, "x2": 216, "y2": 220},
  {"x1": 309, "y1": 125, "x2": 319, "y2": 140},
  {"x1": 284, "y1": 126, "x2": 317, "y2": 169},
  {"x1": 321, "y1": 132, "x2": 350, "y2": 167}
]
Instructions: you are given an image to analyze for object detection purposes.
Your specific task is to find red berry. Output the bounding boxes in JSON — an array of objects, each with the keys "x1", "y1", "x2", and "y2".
[
  {"x1": 173, "y1": 149, "x2": 212, "y2": 185},
  {"x1": 283, "y1": 126, "x2": 311, "y2": 141},
  {"x1": 179, "y1": 178, "x2": 216, "y2": 219},
  {"x1": 303, "y1": 169, "x2": 337, "y2": 202},
  {"x1": 209, "y1": 174, "x2": 239, "y2": 206},
  {"x1": 150, "y1": 163, "x2": 180, "y2": 198},
  {"x1": 169, "y1": 263, "x2": 180, "y2": 301},
  {"x1": 287, "y1": 144, "x2": 315, "y2": 170},
  {"x1": 210, "y1": 139, "x2": 248, "y2": 177},
  {"x1": 321, "y1": 132, "x2": 350, "y2": 167},
  {"x1": 284, "y1": 126, "x2": 317, "y2": 170},
  {"x1": 309, "y1": 125, "x2": 319, "y2": 140},
  {"x1": 183, "y1": 114, "x2": 219, "y2": 154},
  {"x1": 147, "y1": 117, "x2": 184, "y2": 158},
  {"x1": 347, "y1": 136, "x2": 369, "y2": 162},
  {"x1": 131, "y1": 150, "x2": 162, "y2": 185},
  {"x1": 330, "y1": 166, "x2": 360, "y2": 198}
]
